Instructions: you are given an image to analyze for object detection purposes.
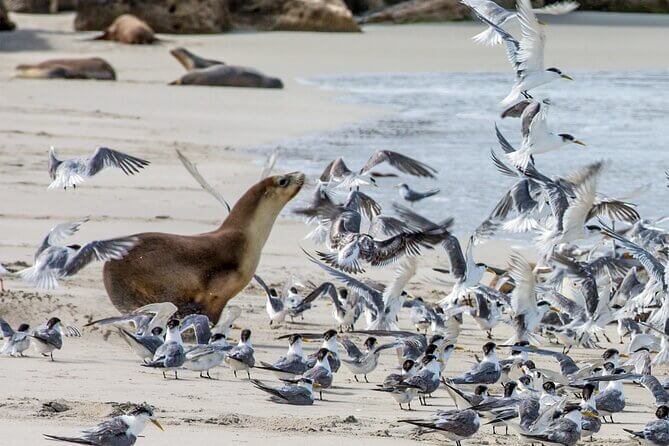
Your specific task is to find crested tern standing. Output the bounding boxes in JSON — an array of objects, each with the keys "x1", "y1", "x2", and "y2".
[
  {"x1": 0, "y1": 319, "x2": 30, "y2": 357},
  {"x1": 225, "y1": 328, "x2": 255, "y2": 379}
]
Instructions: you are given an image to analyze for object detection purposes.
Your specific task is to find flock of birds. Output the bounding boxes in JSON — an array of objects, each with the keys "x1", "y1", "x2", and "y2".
[{"x1": 2, "y1": 1, "x2": 669, "y2": 445}]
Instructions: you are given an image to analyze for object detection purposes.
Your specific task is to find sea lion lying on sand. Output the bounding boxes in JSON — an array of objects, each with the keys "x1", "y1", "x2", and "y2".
[
  {"x1": 103, "y1": 172, "x2": 305, "y2": 322},
  {"x1": 93, "y1": 14, "x2": 156, "y2": 45},
  {"x1": 169, "y1": 47, "x2": 283, "y2": 89},
  {"x1": 15, "y1": 57, "x2": 116, "y2": 80}
]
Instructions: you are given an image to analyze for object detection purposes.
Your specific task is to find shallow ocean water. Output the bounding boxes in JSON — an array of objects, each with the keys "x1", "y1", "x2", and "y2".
[{"x1": 261, "y1": 70, "x2": 669, "y2": 233}]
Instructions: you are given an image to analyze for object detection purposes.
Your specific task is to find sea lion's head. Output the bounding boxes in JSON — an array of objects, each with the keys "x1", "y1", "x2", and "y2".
[{"x1": 225, "y1": 172, "x2": 305, "y2": 231}]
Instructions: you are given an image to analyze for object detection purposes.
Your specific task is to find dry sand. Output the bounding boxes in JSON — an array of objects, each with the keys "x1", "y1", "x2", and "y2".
[{"x1": 1, "y1": 10, "x2": 668, "y2": 445}]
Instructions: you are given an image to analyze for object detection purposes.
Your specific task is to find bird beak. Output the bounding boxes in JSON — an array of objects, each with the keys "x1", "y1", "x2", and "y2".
[
  {"x1": 232, "y1": 324, "x2": 242, "y2": 330},
  {"x1": 537, "y1": 19, "x2": 547, "y2": 25},
  {"x1": 573, "y1": 140, "x2": 586, "y2": 147},
  {"x1": 582, "y1": 410, "x2": 598, "y2": 418},
  {"x1": 454, "y1": 346, "x2": 465, "y2": 351},
  {"x1": 561, "y1": 74, "x2": 573, "y2": 81},
  {"x1": 619, "y1": 353, "x2": 629, "y2": 358},
  {"x1": 550, "y1": 307, "x2": 561, "y2": 313},
  {"x1": 150, "y1": 419, "x2": 165, "y2": 431}
]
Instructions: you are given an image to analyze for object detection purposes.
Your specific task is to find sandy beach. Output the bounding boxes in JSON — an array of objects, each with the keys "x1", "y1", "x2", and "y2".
[{"x1": 1, "y1": 10, "x2": 668, "y2": 445}]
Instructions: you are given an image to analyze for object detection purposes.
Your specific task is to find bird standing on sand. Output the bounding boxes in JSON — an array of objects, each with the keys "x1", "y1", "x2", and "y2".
[
  {"x1": 303, "y1": 348, "x2": 334, "y2": 400},
  {"x1": 400, "y1": 409, "x2": 480, "y2": 446},
  {"x1": 396, "y1": 183, "x2": 440, "y2": 205},
  {"x1": 225, "y1": 328, "x2": 255, "y2": 379},
  {"x1": 624, "y1": 405, "x2": 669, "y2": 446},
  {"x1": 449, "y1": 342, "x2": 501, "y2": 385},
  {"x1": 256, "y1": 333, "x2": 308, "y2": 380},
  {"x1": 0, "y1": 319, "x2": 30, "y2": 357},
  {"x1": 142, "y1": 319, "x2": 185, "y2": 379},
  {"x1": 251, "y1": 377, "x2": 315, "y2": 406},
  {"x1": 30, "y1": 317, "x2": 73, "y2": 361},
  {"x1": 183, "y1": 333, "x2": 232, "y2": 379},
  {"x1": 43, "y1": 403, "x2": 164, "y2": 445},
  {"x1": 48, "y1": 146, "x2": 150, "y2": 190},
  {"x1": 18, "y1": 219, "x2": 137, "y2": 290}
]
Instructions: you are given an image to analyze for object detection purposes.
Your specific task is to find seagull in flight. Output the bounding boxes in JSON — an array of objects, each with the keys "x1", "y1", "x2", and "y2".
[
  {"x1": 470, "y1": 0, "x2": 574, "y2": 106},
  {"x1": 48, "y1": 146, "x2": 150, "y2": 190}
]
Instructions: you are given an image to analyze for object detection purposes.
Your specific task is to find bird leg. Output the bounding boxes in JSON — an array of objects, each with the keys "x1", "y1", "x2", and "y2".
[
  {"x1": 174, "y1": 371, "x2": 179, "y2": 380},
  {"x1": 399, "y1": 403, "x2": 403, "y2": 410},
  {"x1": 0, "y1": 278, "x2": 4, "y2": 293},
  {"x1": 207, "y1": 371, "x2": 214, "y2": 379},
  {"x1": 162, "y1": 371, "x2": 167, "y2": 379},
  {"x1": 364, "y1": 375, "x2": 369, "y2": 383},
  {"x1": 50, "y1": 352, "x2": 54, "y2": 361},
  {"x1": 505, "y1": 425, "x2": 508, "y2": 435},
  {"x1": 408, "y1": 402, "x2": 412, "y2": 411},
  {"x1": 487, "y1": 330, "x2": 492, "y2": 340},
  {"x1": 200, "y1": 372, "x2": 205, "y2": 379},
  {"x1": 319, "y1": 390, "x2": 323, "y2": 401},
  {"x1": 602, "y1": 332, "x2": 611, "y2": 343},
  {"x1": 247, "y1": 370, "x2": 251, "y2": 379},
  {"x1": 354, "y1": 375, "x2": 359, "y2": 383},
  {"x1": 234, "y1": 370, "x2": 238, "y2": 378},
  {"x1": 492, "y1": 426, "x2": 496, "y2": 434}
]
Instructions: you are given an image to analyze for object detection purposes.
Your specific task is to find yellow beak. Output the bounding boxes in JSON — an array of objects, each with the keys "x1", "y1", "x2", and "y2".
[
  {"x1": 573, "y1": 140, "x2": 586, "y2": 147},
  {"x1": 561, "y1": 74, "x2": 573, "y2": 81},
  {"x1": 550, "y1": 306, "x2": 561, "y2": 313},
  {"x1": 620, "y1": 353, "x2": 629, "y2": 359},
  {"x1": 454, "y1": 346, "x2": 465, "y2": 351},
  {"x1": 582, "y1": 410, "x2": 598, "y2": 418},
  {"x1": 151, "y1": 419, "x2": 165, "y2": 431},
  {"x1": 538, "y1": 19, "x2": 547, "y2": 25}
]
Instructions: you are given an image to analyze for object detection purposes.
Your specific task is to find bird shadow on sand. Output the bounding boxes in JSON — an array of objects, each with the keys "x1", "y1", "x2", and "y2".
[{"x1": 0, "y1": 29, "x2": 51, "y2": 52}]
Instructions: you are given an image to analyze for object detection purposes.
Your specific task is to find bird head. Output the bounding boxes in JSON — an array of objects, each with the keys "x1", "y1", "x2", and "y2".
[
  {"x1": 546, "y1": 67, "x2": 573, "y2": 80},
  {"x1": 558, "y1": 133, "x2": 586, "y2": 147}
]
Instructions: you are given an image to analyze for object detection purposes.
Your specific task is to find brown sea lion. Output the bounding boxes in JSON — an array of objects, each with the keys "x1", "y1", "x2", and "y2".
[
  {"x1": 102, "y1": 172, "x2": 305, "y2": 322},
  {"x1": 15, "y1": 57, "x2": 116, "y2": 80},
  {"x1": 170, "y1": 65, "x2": 283, "y2": 89},
  {"x1": 93, "y1": 14, "x2": 156, "y2": 45},
  {"x1": 170, "y1": 47, "x2": 224, "y2": 71}
]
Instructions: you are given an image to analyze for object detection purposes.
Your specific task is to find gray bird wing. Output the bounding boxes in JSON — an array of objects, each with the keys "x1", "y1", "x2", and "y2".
[
  {"x1": 304, "y1": 365, "x2": 331, "y2": 387},
  {"x1": 0, "y1": 318, "x2": 15, "y2": 337},
  {"x1": 520, "y1": 101, "x2": 542, "y2": 140},
  {"x1": 453, "y1": 361, "x2": 499, "y2": 384},
  {"x1": 339, "y1": 338, "x2": 365, "y2": 361},
  {"x1": 176, "y1": 149, "x2": 230, "y2": 212},
  {"x1": 79, "y1": 416, "x2": 135, "y2": 446},
  {"x1": 36, "y1": 219, "x2": 88, "y2": 258},
  {"x1": 62, "y1": 237, "x2": 137, "y2": 277},
  {"x1": 179, "y1": 314, "x2": 212, "y2": 345},
  {"x1": 645, "y1": 419, "x2": 669, "y2": 445},
  {"x1": 360, "y1": 150, "x2": 437, "y2": 178},
  {"x1": 228, "y1": 345, "x2": 255, "y2": 367},
  {"x1": 304, "y1": 250, "x2": 383, "y2": 315},
  {"x1": 31, "y1": 328, "x2": 62, "y2": 349},
  {"x1": 118, "y1": 328, "x2": 163, "y2": 355},
  {"x1": 601, "y1": 223, "x2": 666, "y2": 286},
  {"x1": 261, "y1": 355, "x2": 307, "y2": 375},
  {"x1": 86, "y1": 147, "x2": 150, "y2": 177},
  {"x1": 344, "y1": 190, "x2": 381, "y2": 220},
  {"x1": 639, "y1": 375, "x2": 669, "y2": 406}
]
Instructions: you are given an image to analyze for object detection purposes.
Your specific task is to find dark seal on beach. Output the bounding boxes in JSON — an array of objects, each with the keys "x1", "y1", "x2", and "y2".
[
  {"x1": 102, "y1": 172, "x2": 305, "y2": 322},
  {"x1": 170, "y1": 65, "x2": 284, "y2": 89},
  {"x1": 15, "y1": 57, "x2": 116, "y2": 80},
  {"x1": 168, "y1": 48, "x2": 283, "y2": 89},
  {"x1": 94, "y1": 14, "x2": 157, "y2": 44}
]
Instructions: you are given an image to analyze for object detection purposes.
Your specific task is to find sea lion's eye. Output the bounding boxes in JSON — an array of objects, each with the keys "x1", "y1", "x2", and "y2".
[{"x1": 278, "y1": 177, "x2": 290, "y2": 187}]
